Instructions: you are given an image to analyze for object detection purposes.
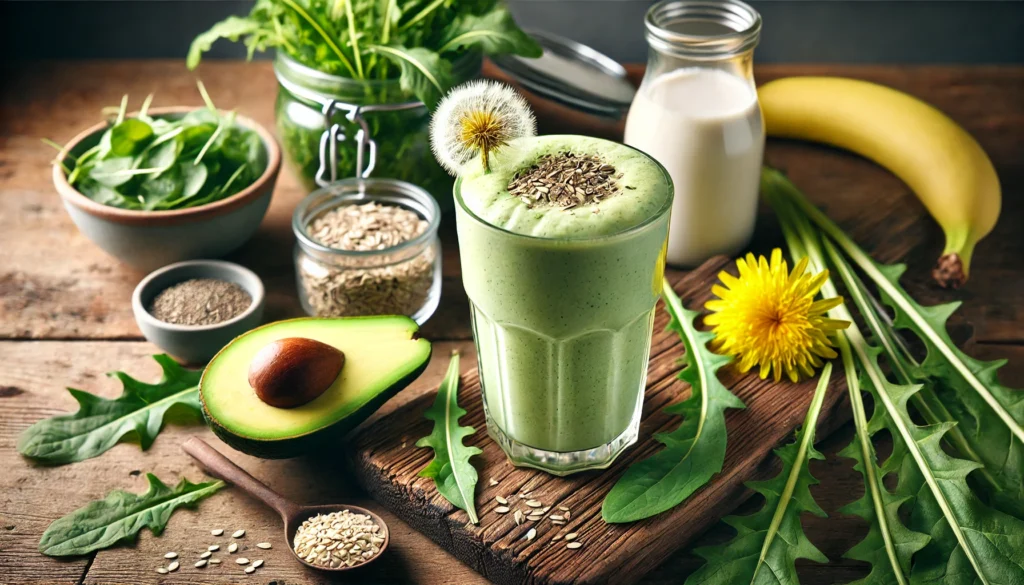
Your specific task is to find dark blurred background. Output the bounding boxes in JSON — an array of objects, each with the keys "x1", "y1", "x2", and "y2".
[{"x1": 3, "y1": 0, "x2": 1024, "y2": 63}]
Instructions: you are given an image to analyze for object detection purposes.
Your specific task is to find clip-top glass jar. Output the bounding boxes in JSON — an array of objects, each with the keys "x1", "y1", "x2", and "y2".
[
  {"x1": 274, "y1": 51, "x2": 482, "y2": 211},
  {"x1": 624, "y1": 0, "x2": 764, "y2": 267},
  {"x1": 293, "y1": 178, "x2": 441, "y2": 324}
]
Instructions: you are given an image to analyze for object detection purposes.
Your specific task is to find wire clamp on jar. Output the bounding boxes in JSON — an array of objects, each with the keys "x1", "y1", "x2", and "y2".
[{"x1": 315, "y1": 99, "x2": 421, "y2": 187}]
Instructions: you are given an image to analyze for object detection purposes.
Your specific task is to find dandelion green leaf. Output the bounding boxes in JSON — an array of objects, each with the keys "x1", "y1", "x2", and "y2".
[
  {"x1": 684, "y1": 363, "x2": 832, "y2": 585},
  {"x1": 416, "y1": 352, "x2": 481, "y2": 524},
  {"x1": 820, "y1": 240, "x2": 1024, "y2": 585},
  {"x1": 39, "y1": 474, "x2": 224, "y2": 556},
  {"x1": 601, "y1": 280, "x2": 743, "y2": 523},
  {"x1": 17, "y1": 355, "x2": 202, "y2": 464}
]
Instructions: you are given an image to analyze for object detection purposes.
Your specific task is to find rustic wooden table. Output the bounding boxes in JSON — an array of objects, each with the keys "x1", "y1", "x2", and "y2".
[{"x1": 0, "y1": 60, "x2": 1021, "y2": 585}]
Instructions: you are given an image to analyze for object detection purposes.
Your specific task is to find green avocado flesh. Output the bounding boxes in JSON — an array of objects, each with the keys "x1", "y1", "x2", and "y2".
[{"x1": 201, "y1": 316, "x2": 431, "y2": 457}]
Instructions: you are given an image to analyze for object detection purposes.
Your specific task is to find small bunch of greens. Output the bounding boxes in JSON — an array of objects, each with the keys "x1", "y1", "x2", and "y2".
[
  {"x1": 187, "y1": 0, "x2": 542, "y2": 109},
  {"x1": 715, "y1": 168, "x2": 1024, "y2": 585},
  {"x1": 18, "y1": 355, "x2": 202, "y2": 465},
  {"x1": 416, "y1": 351, "x2": 481, "y2": 524},
  {"x1": 50, "y1": 85, "x2": 266, "y2": 211},
  {"x1": 40, "y1": 473, "x2": 224, "y2": 556}
]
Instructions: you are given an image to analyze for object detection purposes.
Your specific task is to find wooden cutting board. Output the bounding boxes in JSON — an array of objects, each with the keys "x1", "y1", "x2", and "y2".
[{"x1": 349, "y1": 256, "x2": 851, "y2": 585}]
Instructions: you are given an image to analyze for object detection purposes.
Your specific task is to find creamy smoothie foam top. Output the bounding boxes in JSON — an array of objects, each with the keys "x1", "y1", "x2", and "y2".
[{"x1": 457, "y1": 135, "x2": 673, "y2": 239}]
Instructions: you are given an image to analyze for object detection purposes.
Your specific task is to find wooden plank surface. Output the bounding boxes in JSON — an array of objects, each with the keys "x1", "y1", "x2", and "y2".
[
  {"x1": 0, "y1": 60, "x2": 1022, "y2": 585},
  {"x1": 349, "y1": 258, "x2": 853, "y2": 585}
]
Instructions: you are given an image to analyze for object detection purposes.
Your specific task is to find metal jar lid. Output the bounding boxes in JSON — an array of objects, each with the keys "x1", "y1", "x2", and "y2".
[{"x1": 490, "y1": 30, "x2": 636, "y2": 119}]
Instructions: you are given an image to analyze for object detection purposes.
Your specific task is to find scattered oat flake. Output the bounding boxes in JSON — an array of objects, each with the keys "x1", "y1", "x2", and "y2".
[
  {"x1": 164, "y1": 552, "x2": 178, "y2": 559},
  {"x1": 201, "y1": 551, "x2": 212, "y2": 559},
  {"x1": 525, "y1": 500, "x2": 542, "y2": 508},
  {"x1": 495, "y1": 506, "x2": 510, "y2": 514},
  {"x1": 567, "y1": 542, "x2": 583, "y2": 549},
  {"x1": 211, "y1": 528, "x2": 224, "y2": 536},
  {"x1": 167, "y1": 561, "x2": 180, "y2": 572},
  {"x1": 228, "y1": 543, "x2": 238, "y2": 553},
  {"x1": 495, "y1": 496, "x2": 508, "y2": 505},
  {"x1": 209, "y1": 544, "x2": 220, "y2": 551},
  {"x1": 565, "y1": 532, "x2": 578, "y2": 541},
  {"x1": 253, "y1": 559, "x2": 264, "y2": 568},
  {"x1": 256, "y1": 542, "x2": 272, "y2": 549},
  {"x1": 232, "y1": 529, "x2": 246, "y2": 538},
  {"x1": 245, "y1": 566, "x2": 256, "y2": 574},
  {"x1": 195, "y1": 560, "x2": 208, "y2": 568},
  {"x1": 237, "y1": 557, "x2": 250, "y2": 565}
]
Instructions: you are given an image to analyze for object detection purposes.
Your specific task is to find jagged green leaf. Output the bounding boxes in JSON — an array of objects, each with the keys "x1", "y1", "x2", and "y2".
[
  {"x1": 40, "y1": 473, "x2": 224, "y2": 556},
  {"x1": 771, "y1": 167, "x2": 1024, "y2": 448},
  {"x1": 602, "y1": 280, "x2": 743, "y2": 523},
  {"x1": 684, "y1": 363, "x2": 832, "y2": 585},
  {"x1": 826, "y1": 238, "x2": 1024, "y2": 521},
  {"x1": 17, "y1": 355, "x2": 202, "y2": 465},
  {"x1": 416, "y1": 352, "x2": 481, "y2": 524},
  {"x1": 818, "y1": 238, "x2": 1024, "y2": 585},
  {"x1": 770, "y1": 183, "x2": 928, "y2": 585}
]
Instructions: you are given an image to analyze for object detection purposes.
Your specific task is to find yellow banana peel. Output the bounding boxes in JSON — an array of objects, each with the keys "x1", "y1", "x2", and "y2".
[{"x1": 759, "y1": 76, "x2": 1001, "y2": 288}]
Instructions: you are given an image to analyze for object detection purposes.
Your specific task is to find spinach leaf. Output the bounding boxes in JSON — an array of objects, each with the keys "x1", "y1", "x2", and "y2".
[
  {"x1": 48, "y1": 89, "x2": 265, "y2": 211},
  {"x1": 17, "y1": 355, "x2": 202, "y2": 465},
  {"x1": 602, "y1": 280, "x2": 743, "y2": 523},
  {"x1": 40, "y1": 473, "x2": 224, "y2": 556},
  {"x1": 108, "y1": 119, "x2": 154, "y2": 156},
  {"x1": 416, "y1": 351, "x2": 481, "y2": 524},
  {"x1": 684, "y1": 363, "x2": 833, "y2": 585}
]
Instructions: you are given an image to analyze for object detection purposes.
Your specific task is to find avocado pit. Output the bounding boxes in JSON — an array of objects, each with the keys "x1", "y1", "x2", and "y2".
[{"x1": 248, "y1": 337, "x2": 344, "y2": 408}]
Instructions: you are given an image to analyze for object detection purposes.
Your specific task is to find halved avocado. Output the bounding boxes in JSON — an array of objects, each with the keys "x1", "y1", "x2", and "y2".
[{"x1": 200, "y1": 316, "x2": 431, "y2": 458}]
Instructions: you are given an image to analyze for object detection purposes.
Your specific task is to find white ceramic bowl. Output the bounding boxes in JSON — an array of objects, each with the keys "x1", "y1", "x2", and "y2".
[
  {"x1": 54, "y1": 107, "x2": 281, "y2": 272},
  {"x1": 132, "y1": 260, "x2": 266, "y2": 364}
]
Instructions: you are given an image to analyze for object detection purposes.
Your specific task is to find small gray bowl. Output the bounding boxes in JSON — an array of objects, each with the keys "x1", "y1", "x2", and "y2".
[{"x1": 133, "y1": 260, "x2": 265, "y2": 364}]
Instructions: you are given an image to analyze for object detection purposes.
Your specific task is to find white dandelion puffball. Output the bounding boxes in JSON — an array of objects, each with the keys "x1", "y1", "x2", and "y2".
[{"x1": 430, "y1": 80, "x2": 536, "y2": 176}]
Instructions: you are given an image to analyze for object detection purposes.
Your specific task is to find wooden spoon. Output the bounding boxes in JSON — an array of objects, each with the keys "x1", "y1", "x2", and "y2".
[{"x1": 182, "y1": 437, "x2": 390, "y2": 572}]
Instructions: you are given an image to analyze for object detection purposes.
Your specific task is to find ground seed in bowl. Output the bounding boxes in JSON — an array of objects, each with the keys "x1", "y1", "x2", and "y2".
[
  {"x1": 293, "y1": 509, "x2": 386, "y2": 569},
  {"x1": 148, "y1": 278, "x2": 251, "y2": 326},
  {"x1": 298, "y1": 202, "x2": 435, "y2": 319}
]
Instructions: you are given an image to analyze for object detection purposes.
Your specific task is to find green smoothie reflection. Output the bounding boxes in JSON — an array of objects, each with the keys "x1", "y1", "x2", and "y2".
[{"x1": 456, "y1": 135, "x2": 672, "y2": 474}]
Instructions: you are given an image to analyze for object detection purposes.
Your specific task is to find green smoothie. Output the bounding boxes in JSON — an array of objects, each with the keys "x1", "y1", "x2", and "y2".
[{"x1": 455, "y1": 135, "x2": 672, "y2": 474}]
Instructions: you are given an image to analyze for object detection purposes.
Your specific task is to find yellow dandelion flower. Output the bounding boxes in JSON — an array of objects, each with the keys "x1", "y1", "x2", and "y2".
[{"x1": 704, "y1": 249, "x2": 850, "y2": 383}]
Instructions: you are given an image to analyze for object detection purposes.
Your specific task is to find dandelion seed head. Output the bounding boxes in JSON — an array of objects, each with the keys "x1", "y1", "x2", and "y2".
[{"x1": 430, "y1": 80, "x2": 535, "y2": 175}]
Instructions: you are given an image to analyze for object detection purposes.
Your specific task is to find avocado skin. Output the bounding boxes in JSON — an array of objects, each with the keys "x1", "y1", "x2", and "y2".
[{"x1": 202, "y1": 346, "x2": 431, "y2": 459}]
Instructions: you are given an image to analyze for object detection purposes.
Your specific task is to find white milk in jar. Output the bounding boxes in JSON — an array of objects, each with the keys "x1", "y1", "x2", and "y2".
[
  {"x1": 625, "y1": 0, "x2": 764, "y2": 266},
  {"x1": 625, "y1": 68, "x2": 763, "y2": 266}
]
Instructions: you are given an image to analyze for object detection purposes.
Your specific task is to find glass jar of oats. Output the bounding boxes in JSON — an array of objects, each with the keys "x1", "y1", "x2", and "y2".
[{"x1": 292, "y1": 178, "x2": 441, "y2": 324}]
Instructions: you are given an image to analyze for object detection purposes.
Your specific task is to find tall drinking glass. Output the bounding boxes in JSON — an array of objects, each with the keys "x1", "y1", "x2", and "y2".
[{"x1": 455, "y1": 135, "x2": 672, "y2": 475}]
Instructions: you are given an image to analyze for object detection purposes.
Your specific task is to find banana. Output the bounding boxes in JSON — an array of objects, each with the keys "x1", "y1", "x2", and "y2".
[{"x1": 758, "y1": 76, "x2": 1001, "y2": 288}]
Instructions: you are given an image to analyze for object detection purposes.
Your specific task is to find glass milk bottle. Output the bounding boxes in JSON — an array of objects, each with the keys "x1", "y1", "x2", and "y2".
[{"x1": 625, "y1": 0, "x2": 764, "y2": 266}]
